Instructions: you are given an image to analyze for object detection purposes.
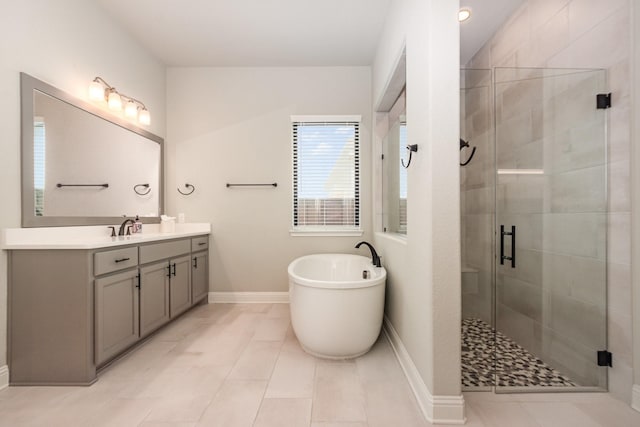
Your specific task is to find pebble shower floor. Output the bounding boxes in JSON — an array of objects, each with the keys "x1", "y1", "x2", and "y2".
[{"x1": 461, "y1": 318, "x2": 576, "y2": 388}]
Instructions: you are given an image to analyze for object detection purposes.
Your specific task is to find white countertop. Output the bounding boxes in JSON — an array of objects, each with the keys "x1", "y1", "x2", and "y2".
[{"x1": 2, "y1": 223, "x2": 211, "y2": 250}]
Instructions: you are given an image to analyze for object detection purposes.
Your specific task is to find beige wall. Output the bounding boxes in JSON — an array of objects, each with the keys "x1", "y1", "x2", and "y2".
[
  {"x1": 372, "y1": 0, "x2": 462, "y2": 420},
  {"x1": 632, "y1": 0, "x2": 640, "y2": 412},
  {"x1": 465, "y1": 0, "x2": 632, "y2": 402},
  {"x1": 165, "y1": 67, "x2": 372, "y2": 293},
  {"x1": 0, "y1": 1, "x2": 166, "y2": 372}
]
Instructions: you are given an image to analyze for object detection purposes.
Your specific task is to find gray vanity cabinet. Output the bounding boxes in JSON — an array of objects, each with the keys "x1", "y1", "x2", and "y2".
[
  {"x1": 139, "y1": 262, "x2": 171, "y2": 338},
  {"x1": 169, "y1": 255, "x2": 192, "y2": 317},
  {"x1": 8, "y1": 233, "x2": 209, "y2": 385},
  {"x1": 139, "y1": 239, "x2": 192, "y2": 319},
  {"x1": 192, "y1": 251, "x2": 209, "y2": 304},
  {"x1": 94, "y1": 269, "x2": 140, "y2": 366},
  {"x1": 8, "y1": 250, "x2": 96, "y2": 385}
]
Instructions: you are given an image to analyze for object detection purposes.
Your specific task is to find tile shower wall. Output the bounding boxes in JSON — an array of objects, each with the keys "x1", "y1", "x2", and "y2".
[{"x1": 463, "y1": 0, "x2": 632, "y2": 402}]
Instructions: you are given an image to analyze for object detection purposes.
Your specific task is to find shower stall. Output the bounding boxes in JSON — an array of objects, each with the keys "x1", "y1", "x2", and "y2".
[{"x1": 460, "y1": 67, "x2": 609, "y2": 392}]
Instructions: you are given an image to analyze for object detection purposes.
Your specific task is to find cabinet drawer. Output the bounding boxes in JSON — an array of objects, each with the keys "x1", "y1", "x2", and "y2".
[
  {"x1": 139, "y1": 239, "x2": 190, "y2": 264},
  {"x1": 94, "y1": 247, "x2": 138, "y2": 276},
  {"x1": 191, "y1": 236, "x2": 209, "y2": 252}
]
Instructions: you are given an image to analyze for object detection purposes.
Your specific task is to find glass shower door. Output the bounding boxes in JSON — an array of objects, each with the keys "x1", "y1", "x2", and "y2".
[
  {"x1": 460, "y1": 69, "x2": 495, "y2": 390},
  {"x1": 494, "y1": 68, "x2": 608, "y2": 391}
]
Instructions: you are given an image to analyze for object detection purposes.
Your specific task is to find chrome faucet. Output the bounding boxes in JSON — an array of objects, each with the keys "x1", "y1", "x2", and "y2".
[
  {"x1": 118, "y1": 218, "x2": 135, "y2": 236},
  {"x1": 355, "y1": 241, "x2": 381, "y2": 267}
]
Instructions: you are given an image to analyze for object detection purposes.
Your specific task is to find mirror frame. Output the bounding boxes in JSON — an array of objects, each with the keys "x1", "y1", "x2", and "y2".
[{"x1": 20, "y1": 72, "x2": 164, "y2": 227}]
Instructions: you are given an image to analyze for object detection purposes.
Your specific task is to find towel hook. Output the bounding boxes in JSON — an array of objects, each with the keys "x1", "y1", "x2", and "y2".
[
  {"x1": 177, "y1": 183, "x2": 195, "y2": 195},
  {"x1": 460, "y1": 138, "x2": 476, "y2": 166},
  {"x1": 133, "y1": 183, "x2": 151, "y2": 196},
  {"x1": 401, "y1": 144, "x2": 418, "y2": 169}
]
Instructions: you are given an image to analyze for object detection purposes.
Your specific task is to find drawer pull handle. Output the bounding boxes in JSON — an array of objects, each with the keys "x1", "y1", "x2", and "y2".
[
  {"x1": 198, "y1": 242, "x2": 206, "y2": 246},
  {"x1": 193, "y1": 257, "x2": 198, "y2": 269},
  {"x1": 115, "y1": 257, "x2": 131, "y2": 263},
  {"x1": 172, "y1": 263, "x2": 177, "y2": 276}
]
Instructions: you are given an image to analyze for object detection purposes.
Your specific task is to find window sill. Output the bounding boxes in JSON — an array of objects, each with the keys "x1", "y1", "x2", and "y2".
[{"x1": 290, "y1": 229, "x2": 364, "y2": 237}]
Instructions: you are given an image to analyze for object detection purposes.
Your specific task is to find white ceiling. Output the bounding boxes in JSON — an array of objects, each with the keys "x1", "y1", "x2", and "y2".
[
  {"x1": 98, "y1": 0, "x2": 525, "y2": 67},
  {"x1": 97, "y1": 0, "x2": 391, "y2": 67}
]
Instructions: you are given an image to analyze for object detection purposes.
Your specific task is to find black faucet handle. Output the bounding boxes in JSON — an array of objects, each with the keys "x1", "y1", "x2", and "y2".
[
  {"x1": 107, "y1": 226, "x2": 116, "y2": 237},
  {"x1": 126, "y1": 225, "x2": 133, "y2": 236},
  {"x1": 374, "y1": 255, "x2": 382, "y2": 268}
]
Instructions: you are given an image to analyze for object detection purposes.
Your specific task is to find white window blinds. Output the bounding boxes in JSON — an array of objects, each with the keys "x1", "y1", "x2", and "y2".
[
  {"x1": 34, "y1": 120, "x2": 46, "y2": 216},
  {"x1": 292, "y1": 118, "x2": 360, "y2": 230},
  {"x1": 399, "y1": 122, "x2": 407, "y2": 231}
]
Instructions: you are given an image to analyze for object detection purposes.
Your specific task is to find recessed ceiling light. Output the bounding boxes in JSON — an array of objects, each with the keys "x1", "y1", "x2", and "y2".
[{"x1": 459, "y1": 8, "x2": 471, "y2": 22}]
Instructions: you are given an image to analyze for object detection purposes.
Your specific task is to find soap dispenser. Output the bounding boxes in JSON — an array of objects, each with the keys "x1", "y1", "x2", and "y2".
[{"x1": 134, "y1": 215, "x2": 142, "y2": 233}]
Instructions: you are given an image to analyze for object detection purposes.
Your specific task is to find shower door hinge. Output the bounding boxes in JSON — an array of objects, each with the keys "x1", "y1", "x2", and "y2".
[
  {"x1": 596, "y1": 93, "x2": 612, "y2": 109},
  {"x1": 597, "y1": 350, "x2": 612, "y2": 367}
]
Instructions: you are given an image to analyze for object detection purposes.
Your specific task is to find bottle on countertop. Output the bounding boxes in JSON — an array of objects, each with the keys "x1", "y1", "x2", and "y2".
[{"x1": 134, "y1": 215, "x2": 142, "y2": 233}]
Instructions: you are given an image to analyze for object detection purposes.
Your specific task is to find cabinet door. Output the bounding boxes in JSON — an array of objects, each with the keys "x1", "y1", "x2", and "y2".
[
  {"x1": 170, "y1": 255, "x2": 192, "y2": 318},
  {"x1": 139, "y1": 261, "x2": 171, "y2": 338},
  {"x1": 95, "y1": 269, "x2": 139, "y2": 366},
  {"x1": 191, "y1": 251, "x2": 209, "y2": 305}
]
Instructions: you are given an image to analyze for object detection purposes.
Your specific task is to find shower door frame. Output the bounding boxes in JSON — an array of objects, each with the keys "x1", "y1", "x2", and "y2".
[{"x1": 460, "y1": 67, "x2": 610, "y2": 394}]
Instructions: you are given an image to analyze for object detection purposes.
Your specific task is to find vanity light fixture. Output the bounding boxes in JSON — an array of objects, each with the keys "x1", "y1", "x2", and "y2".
[
  {"x1": 458, "y1": 8, "x2": 471, "y2": 22},
  {"x1": 138, "y1": 108, "x2": 151, "y2": 125},
  {"x1": 88, "y1": 76, "x2": 151, "y2": 125},
  {"x1": 107, "y1": 89, "x2": 122, "y2": 111},
  {"x1": 124, "y1": 100, "x2": 138, "y2": 118}
]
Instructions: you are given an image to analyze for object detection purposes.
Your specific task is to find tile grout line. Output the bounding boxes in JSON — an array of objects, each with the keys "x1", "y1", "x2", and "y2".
[{"x1": 251, "y1": 303, "x2": 290, "y2": 426}]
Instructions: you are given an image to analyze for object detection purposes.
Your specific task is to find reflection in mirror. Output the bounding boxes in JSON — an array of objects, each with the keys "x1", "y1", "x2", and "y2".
[
  {"x1": 382, "y1": 90, "x2": 407, "y2": 235},
  {"x1": 21, "y1": 73, "x2": 163, "y2": 227}
]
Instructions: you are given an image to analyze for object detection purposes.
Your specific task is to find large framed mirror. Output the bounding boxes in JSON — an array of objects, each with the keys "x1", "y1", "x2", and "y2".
[{"x1": 21, "y1": 73, "x2": 163, "y2": 227}]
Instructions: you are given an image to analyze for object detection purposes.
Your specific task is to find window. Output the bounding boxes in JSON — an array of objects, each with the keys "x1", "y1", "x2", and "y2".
[
  {"x1": 34, "y1": 119, "x2": 46, "y2": 216},
  {"x1": 398, "y1": 122, "x2": 407, "y2": 232},
  {"x1": 291, "y1": 116, "x2": 361, "y2": 234}
]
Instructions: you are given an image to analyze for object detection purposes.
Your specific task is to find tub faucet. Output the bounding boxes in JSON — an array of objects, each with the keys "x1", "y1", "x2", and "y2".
[
  {"x1": 118, "y1": 218, "x2": 135, "y2": 236},
  {"x1": 355, "y1": 241, "x2": 381, "y2": 267}
]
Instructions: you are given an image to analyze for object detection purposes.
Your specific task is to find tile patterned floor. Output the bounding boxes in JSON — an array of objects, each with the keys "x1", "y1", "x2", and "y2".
[
  {"x1": 0, "y1": 304, "x2": 638, "y2": 427},
  {"x1": 462, "y1": 318, "x2": 576, "y2": 388},
  {"x1": 0, "y1": 303, "x2": 426, "y2": 427}
]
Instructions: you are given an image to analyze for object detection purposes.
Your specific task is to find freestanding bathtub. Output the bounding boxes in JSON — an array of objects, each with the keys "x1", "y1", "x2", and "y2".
[{"x1": 288, "y1": 254, "x2": 386, "y2": 359}]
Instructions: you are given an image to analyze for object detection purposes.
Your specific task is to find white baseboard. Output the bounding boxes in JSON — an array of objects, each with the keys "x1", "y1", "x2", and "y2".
[
  {"x1": 383, "y1": 316, "x2": 466, "y2": 425},
  {"x1": 208, "y1": 291, "x2": 289, "y2": 304},
  {"x1": 632, "y1": 384, "x2": 640, "y2": 413},
  {"x1": 0, "y1": 365, "x2": 8, "y2": 390}
]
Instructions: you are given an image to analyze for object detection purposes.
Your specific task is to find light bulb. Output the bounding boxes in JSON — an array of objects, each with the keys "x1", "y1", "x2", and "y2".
[
  {"x1": 458, "y1": 8, "x2": 471, "y2": 22},
  {"x1": 89, "y1": 81, "x2": 104, "y2": 101},
  {"x1": 138, "y1": 108, "x2": 151, "y2": 125},
  {"x1": 124, "y1": 100, "x2": 138, "y2": 118},
  {"x1": 107, "y1": 91, "x2": 122, "y2": 111}
]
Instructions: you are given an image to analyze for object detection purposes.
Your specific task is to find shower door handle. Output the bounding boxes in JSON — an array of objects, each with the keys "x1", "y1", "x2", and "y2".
[{"x1": 500, "y1": 225, "x2": 516, "y2": 268}]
